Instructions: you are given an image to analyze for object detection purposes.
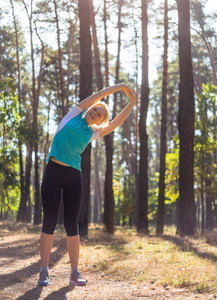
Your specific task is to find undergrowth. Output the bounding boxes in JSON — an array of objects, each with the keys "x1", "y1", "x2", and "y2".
[{"x1": 79, "y1": 225, "x2": 217, "y2": 293}]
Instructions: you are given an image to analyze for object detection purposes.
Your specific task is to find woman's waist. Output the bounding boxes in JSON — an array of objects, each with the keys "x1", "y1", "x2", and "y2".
[{"x1": 50, "y1": 156, "x2": 70, "y2": 167}]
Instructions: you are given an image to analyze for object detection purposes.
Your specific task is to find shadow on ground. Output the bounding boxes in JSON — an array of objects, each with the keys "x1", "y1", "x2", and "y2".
[
  {"x1": 162, "y1": 234, "x2": 217, "y2": 263},
  {"x1": 14, "y1": 286, "x2": 43, "y2": 300},
  {"x1": 14, "y1": 286, "x2": 73, "y2": 300},
  {"x1": 0, "y1": 237, "x2": 67, "y2": 291}
]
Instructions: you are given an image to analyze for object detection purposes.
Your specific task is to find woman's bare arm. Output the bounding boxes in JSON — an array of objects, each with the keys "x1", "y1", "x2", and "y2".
[
  {"x1": 100, "y1": 90, "x2": 135, "y2": 138},
  {"x1": 78, "y1": 83, "x2": 128, "y2": 110}
]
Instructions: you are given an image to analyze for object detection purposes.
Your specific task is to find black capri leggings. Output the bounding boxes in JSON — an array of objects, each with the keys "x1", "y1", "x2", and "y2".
[{"x1": 41, "y1": 160, "x2": 82, "y2": 236}]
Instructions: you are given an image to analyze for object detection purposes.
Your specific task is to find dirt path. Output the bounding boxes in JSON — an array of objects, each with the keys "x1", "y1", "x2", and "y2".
[{"x1": 0, "y1": 223, "x2": 216, "y2": 300}]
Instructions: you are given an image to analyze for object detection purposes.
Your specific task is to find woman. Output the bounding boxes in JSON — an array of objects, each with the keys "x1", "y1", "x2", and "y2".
[{"x1": 38, "y1": 83, "x2": 135, "y2": 287}]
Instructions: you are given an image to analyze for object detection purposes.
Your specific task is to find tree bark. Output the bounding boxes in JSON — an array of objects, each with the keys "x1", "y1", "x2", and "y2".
[
  {"x1": 24, "y1": 95, "x2": 33, "y2": 222},
  {"x1": 66, "y1": 20, "x2": 73, "y2": 113},
  {"x1": 93, "y1": 145, "x2": 102, "y2": 223},
  {"x1": 102, "y1": 0, "x2": 114, "y2": 233},
  {"x1": 201, "y1": 172, "x2": 204, "y2": 233},
  {"x1": 133, "y1": 18, "x2": 140, "y2": 225},
  {"x1": 137, "y1": 0, "x2": 149, "y2": 234},
  {"x1": 78, "y1": 0, "x2": 92, "y2": 237},
  {"x1": 104, "y1": 0, "x2": 123, "y2": 234},
  {"x1": 27, "y1": 143, "x2": 33, "y2": 221},
  {"x1": 53, "y1": 0, "x2": 65, "y2": 117},
  {"x1": 156, "y1": 0, "x2": 168, "y2": 236},
  {"x1": 112, "y1": 0, "x2": 123, "y2": 118},
  {"x1": 89, "y1": 0, "x2": 104, "y2": 224},
  {"x1": 34, "y1": 19, "x2": 45, "y2": 226},
  {"x1": 22, "y1": 0, "x2": 41, "y2": 225},
  {"x1": 176, "y1": 0, "x2": 196, "y2": 236},
  {"x1": 43, "y1": 94, "x2": 51, "y2": 172},
  {"x1": 205, "y1": 156, "x2": 215, "y2": 231},
  {"x1": 90, "y1": 0, "x2": 103, "y2": 90}
]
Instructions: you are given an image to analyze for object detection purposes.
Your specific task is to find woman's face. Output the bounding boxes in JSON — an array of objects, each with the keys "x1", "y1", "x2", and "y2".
[{"x1": 84, "y1": 105, "x2": 106, "y2": 126}]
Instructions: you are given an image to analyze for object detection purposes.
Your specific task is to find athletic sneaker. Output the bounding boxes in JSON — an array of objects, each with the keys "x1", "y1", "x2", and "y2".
[
  {"x1": 69, "y1": 270, "x2": 86, "y2": 286},
  {"x1": 38, "y1": 269, "x2": 50, "y2": 286}
]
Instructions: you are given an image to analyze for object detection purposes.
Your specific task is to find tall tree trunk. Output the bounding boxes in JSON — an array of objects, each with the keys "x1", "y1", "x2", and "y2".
[
  {"x1": 21, "y1": 0, "x2": 41, "y2": 225},
  {"x1": 103, "y1": 134, "x2": 114, "y2": 233},
  {"x1": 43, "y1": 94, "x2": 51, "y2": 172},
  {"x1": 22, "y1": 2, "x2": 45, "y2": 225},
  {"x1": 53, "y1": 0, "x2": 65, "y2": 117},
  {"x1": 104, "y1": 0, "x2": 123, "y2": 234},
  {"x1": 156, "y1": 0, "x2": 168, "y2": 236},
  {"x1": 201, "y1": 172, "x2": 204, "y2": 233},
  {"x1": 112, "y1": 0, "x2": 123, "y2": 118},
  {"x1": 104, "y1": 0, "x2": 109, "y2": 90},
  {"x1": 122, "y1": 115, "x2": 134, "y2": 174},
  {"x1": 90, "y1": 0, "x2": 103, "y2": 90},
  {"x1": 93, "y1": 145, "x2": 102, "y2": 223},
  {"x1": 89, "y1": 0, "x2": 104, "y2": 224},
  {"x1": 195, "y1": 194, "x2": 200, "y2": 230},
  {"x1": 205, "y1": 188, "x2": 214, "y2": 231},
  {"x1": 78, "y1": 0, "x2": 92, "y2": 237},
  {"x1": 66, "y1": 19, "x2": 73, "y2": 113},
  {"x1": 155, "y1": 106, "x2": 161, "y2": 172},
  {"x1": 34, "y1": 142, "x2": 41, "y2": 225},
  {"x1": 34, "y1": 20, "x2": 45, "y2": 225},
  {"x1": 133, "y1": 17, "x2": 139, "y2": 225},
  {"x1": 0, "y1": 39, "x2": 2, "y2": 80},
  {"x1": 137, "y1": 0, "x2": 149, "y2": 234},
  {"x1": 176, "y1": 0, "x2": 195, "y2": 236},
  {"x1": 205, "y1": 155, "x2": 215, "y2": 231},
  {"x1": 101, "y1": 0, "x2": 114, "y2": 233},
  {"x1": 23, "y1": 95, "x2": 33, "y2": 222},
  {"x1": 212, "y1": 97, "x2": 217, "y2": 227},
  {"x1": 26, "y1": 143, "x2": 33, "y2": 222}
]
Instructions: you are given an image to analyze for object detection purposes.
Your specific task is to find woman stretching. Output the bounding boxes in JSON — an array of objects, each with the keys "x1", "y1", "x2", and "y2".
[{"x1": 38, "y1": 83, "x2": 135, "y2": 287}]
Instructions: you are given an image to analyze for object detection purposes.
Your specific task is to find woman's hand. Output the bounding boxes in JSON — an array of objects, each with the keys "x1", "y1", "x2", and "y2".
[
  {"x1": 123, "y1": 85, "x2": 136, "y2": 104},
  {"x1": 129, "y1": 92, "x2": 136, "y2": 105}
]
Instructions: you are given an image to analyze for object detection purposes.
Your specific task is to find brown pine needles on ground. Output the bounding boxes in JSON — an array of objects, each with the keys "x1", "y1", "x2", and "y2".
[{"x1": 0, "y1": 221, "x2": 217, "y2": 299}]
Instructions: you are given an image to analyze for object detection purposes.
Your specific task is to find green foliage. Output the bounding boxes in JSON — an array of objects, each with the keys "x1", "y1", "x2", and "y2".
[
  {"x1": 149, "y1": 143, "x2": 179, "y2": 225},
  {"x1": 164, "y1": 147, "x2": 179, "y2": 225},
  {"x1": 0, "y1": 78, "x2": 20, "y2": 140},
  {"x1": 165, "y1": 145, "x2": 179, "y2": 205},
  {"x1": 121, "y1": 175, "x2": 136, "y2": 218},
  {"x1": 18, "y1": 119, "x2": 38, "y2": 146},
  {"x1": 0, "y1": 147, "x2": 19, "y2": 189},
  {"x1": 0, "y1": 78, "x2": 20, "y2": 219},
  {"x1": 194, "y1": 83, "x2": 217, "y2": 195},
  {"x1": 0, "y1": 146, "x2": 20, "y2": 218},
  {"x1": 113, "y1": 168, "x2": 136, "y2": 221},
  {"x1": 147, "y1": 179, "x2": 158, "y2": 223},
  {"x1": 0, "y1": 0, "x2": 217, "y2": 227},
  {"x1": 0, "y1": 26, "x2": 18, "y2": 78}
]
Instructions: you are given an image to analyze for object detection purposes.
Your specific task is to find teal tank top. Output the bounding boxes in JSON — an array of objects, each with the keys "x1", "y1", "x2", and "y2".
[{"x1": 46, "y1": 107, "x2": 93, "y2": 171}]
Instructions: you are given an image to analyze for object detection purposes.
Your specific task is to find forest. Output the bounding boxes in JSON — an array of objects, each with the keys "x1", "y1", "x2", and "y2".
[{"x1": 0, "y1": 0, "x2": 217, "y2": 237}]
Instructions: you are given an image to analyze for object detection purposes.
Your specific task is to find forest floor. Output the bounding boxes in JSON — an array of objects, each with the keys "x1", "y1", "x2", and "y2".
[{"x1": 1, "y1": 222, "x2": 217, "y2": 300}]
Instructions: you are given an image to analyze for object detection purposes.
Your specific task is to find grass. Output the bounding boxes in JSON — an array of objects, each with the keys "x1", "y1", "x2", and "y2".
[{"x1": 78, "y1": 225, "x2": 217, "y2": 293}]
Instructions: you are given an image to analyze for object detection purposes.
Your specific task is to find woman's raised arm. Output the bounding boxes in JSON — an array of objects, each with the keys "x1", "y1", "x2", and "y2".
[
  {"x1": 78, "y1": 83, "x2": 128, "y2": 110},
  {"x1": 100, "y1": 89, "x2": 135, "y2": 138}
]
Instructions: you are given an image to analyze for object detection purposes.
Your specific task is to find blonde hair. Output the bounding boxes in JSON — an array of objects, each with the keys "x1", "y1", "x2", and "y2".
[{"x1": 89, "y1": 101, "x2": 110, "y2": 128}]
